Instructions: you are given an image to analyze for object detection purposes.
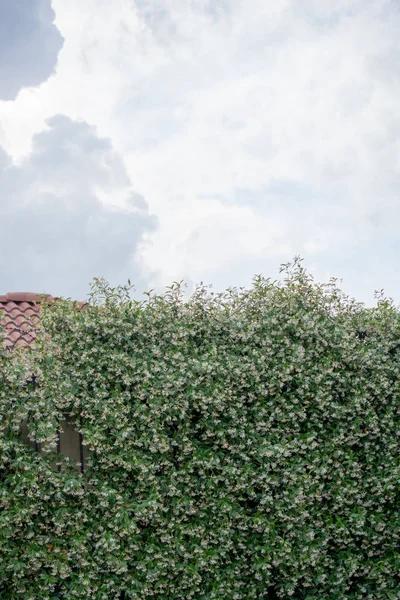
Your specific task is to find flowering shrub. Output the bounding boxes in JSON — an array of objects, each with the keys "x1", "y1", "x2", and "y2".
[{"x1": 0, "y1": 257, "x2": 399, "y2": 599}]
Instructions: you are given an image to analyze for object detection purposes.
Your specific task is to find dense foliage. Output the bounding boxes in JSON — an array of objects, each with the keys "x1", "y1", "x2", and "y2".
[{"x1": 0, "y1": 258, "x2": 399, "y2": 599}]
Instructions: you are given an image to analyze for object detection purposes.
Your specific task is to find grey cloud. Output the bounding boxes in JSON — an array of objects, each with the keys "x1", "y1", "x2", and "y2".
[
  {"x1": 0, "y1": 115, "x2": 158, "y2": 300},
  {"x1": 0, "y1": 0, "x2": 64, "y2": 100}
]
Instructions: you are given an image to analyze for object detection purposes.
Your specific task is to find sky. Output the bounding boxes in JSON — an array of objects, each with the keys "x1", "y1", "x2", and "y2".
[{"x1": 0, "y1": 0, "x2": 399, "y2": 307}]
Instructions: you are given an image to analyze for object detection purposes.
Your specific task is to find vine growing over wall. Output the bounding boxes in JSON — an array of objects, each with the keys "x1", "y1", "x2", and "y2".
[{"x1": 0, "y1": 257, "x2": 399, "y2": 599}]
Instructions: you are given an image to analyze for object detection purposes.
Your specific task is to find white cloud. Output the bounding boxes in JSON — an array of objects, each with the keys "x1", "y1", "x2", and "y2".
[{"x1": 0, "y1": 0, "x2": 399, "y2": 305}]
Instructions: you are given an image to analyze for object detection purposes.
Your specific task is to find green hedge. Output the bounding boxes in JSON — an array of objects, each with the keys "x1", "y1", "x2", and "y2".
[{"x1": 0, "y1": 258, "x2": 399, "y2": 599}]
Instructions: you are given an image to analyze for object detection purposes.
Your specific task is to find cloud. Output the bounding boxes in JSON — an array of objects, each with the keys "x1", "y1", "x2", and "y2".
[
  {"x1": 0, "y1": 0, "x2": 64, "y2": 100},
  {"x1": 1, "y1": 0, "x2": 400, "y2": 306},
  {"x1": 0, "y1": 115, "x2": 158, "y2": 300},
  {"x1": 125, "y1": 0, "x2": 400, "y2": 305}
]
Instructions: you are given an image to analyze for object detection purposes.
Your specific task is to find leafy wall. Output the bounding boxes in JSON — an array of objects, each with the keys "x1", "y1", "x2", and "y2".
[{"x1": 0, "y1": 258, "x2": 399, "y2": 599}]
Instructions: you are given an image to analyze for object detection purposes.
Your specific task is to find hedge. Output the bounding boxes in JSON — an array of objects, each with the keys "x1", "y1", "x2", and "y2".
[{"x1": 0, "y1": 257, "x2": 399, "y2": 599}]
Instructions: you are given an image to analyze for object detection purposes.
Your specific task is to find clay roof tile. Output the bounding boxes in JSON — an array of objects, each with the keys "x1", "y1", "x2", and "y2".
[
  {"x1": 0, "y1": 292, "x2": 58, "y2": 351},
  {"x1": 0, "y1": 293, "x2": 89, "y2": 351}
]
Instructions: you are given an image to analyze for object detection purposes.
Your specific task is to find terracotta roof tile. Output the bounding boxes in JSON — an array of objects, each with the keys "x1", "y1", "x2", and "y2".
[
  {"x1": 0, "y1": 292, "x2": 58, "y2": 351},
  {"x1": 0, "y1": 292, "x2": 88, "y2": 351}
]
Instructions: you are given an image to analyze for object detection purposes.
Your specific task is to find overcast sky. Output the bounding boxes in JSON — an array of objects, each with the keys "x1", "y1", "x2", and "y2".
[{"x1": 0, "y1": 0, "x2": 399, "y2": 306}]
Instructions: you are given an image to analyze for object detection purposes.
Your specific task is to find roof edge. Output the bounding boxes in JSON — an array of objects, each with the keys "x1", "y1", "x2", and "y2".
[{"x1": 0, "y1": 292, "x2": 57, "y2": 303}]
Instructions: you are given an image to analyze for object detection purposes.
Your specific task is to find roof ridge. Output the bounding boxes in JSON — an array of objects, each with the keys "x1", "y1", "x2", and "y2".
[{"x1": 0, "y1": 292, "x2": 56, "y2": 303}]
